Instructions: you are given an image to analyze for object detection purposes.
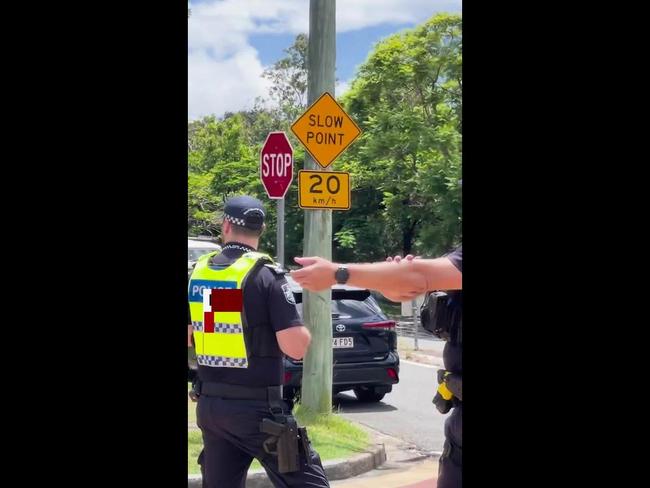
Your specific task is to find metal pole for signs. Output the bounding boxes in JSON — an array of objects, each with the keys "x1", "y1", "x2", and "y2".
[
  {"x1": 301, "y1": 0, "x2": 335, "y2": 415},
  {"x1": 277, "y1": 198, "x2": 285, "y2": 268},
  {"x1": 412, "y1": 299, "x2": 419, "y2": 351}
]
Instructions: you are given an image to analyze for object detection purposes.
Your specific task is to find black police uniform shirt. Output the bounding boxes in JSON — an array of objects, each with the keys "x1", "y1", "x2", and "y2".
[
  {"x1": 197, "y1": 242, "x2": 302, "y2": 387},
  {"x1": 447, "y1": 245, "x2": 461, "y2": 273},
  {"x1": 443, "y1": 245, "x2": 462, "y2": 374}
]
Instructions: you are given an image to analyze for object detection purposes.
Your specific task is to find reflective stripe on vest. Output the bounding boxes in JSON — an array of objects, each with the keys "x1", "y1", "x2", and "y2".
[{"x1": 188, "y1": 251, "x2": 272, "y2": 368}]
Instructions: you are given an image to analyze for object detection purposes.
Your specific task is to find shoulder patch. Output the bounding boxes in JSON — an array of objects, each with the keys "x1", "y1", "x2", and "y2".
[
  {"x1": 281, "y1": 283, "x2": 297, "y2": 304},
  {"x1": 264, "y1": 263, "x2": 286, "y2": 276}
]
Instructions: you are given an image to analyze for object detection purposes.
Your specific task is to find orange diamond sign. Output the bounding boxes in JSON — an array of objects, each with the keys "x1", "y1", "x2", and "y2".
[{"x1": 291, "y1": 91, "x2": 362, "y2": 168}]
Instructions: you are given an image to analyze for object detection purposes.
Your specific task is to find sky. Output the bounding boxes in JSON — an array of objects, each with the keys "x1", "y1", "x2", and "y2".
[{"x1": 188, "y1": 0, "x2": 462, "y2": 121}]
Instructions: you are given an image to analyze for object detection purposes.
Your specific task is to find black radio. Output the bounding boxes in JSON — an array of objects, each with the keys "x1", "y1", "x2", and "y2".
[{"x1": 420, "y1": 291, "x2": 462, "y2": 343}]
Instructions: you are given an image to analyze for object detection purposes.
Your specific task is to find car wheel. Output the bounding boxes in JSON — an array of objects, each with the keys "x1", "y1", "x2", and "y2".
[{"x1": 353, "y1": 387, "x2": 385, "y2": 403}]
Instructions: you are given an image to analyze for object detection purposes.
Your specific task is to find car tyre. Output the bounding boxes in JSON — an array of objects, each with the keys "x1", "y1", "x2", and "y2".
[{"x1": 353, "y1": 387, "x2": 386, "y2": 403}]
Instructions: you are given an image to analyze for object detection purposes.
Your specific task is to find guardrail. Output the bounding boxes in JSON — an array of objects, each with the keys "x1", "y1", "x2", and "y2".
[{"x1": 387, "y1": 312, "x2": 440, "y2": 347}]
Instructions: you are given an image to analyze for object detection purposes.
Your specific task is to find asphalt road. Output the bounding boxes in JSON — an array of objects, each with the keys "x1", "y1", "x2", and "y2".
[{"x1": 334, "y1": 360, "x2": 447, "y2": 455}]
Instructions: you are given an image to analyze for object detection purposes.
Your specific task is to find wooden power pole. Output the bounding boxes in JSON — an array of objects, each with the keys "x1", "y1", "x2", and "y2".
[{"x1": 300, "y1": 0, "x2": 336, "y2": 414}]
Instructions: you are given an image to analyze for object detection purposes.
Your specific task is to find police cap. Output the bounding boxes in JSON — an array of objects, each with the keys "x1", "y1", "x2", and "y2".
[{"x1": 223, "y1": 195, "x2": 266, "y2": 230}]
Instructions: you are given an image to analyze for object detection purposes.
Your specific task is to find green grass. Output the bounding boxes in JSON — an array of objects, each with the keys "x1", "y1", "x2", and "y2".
[
  {"x1": 292, "y1": 404, "x2": 369, "y2": 460},
  {"x1": 188, "y1": 384, "x2": 370, "y2": 475}
]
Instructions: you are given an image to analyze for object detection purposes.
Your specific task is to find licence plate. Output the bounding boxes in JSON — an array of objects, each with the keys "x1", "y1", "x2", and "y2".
[{"x1": 332, "y1": 337, "x2": 354, "y2": 348}]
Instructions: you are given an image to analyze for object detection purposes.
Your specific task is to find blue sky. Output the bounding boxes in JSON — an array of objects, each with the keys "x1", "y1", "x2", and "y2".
[
  {"x1": 249, "y1": 24, "x2": 414, "y2": 85},
  {"x1": 188, "y1": 0, "x2": 461, "y2": 120}
]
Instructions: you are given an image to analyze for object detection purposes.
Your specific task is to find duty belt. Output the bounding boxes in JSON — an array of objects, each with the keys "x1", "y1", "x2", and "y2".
[{"x1": 198, "y1": 382, "x2": 283, "y2": 402}]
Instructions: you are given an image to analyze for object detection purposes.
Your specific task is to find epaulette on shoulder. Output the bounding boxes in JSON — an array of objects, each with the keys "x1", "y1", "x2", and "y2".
[{"x1": 264, "y1": 263, "x2": 287, "y2": 276}]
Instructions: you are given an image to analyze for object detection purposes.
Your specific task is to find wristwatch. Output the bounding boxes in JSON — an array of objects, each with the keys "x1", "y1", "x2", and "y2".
[{"x1": 335, "y1": 266, "x2": 349, "y2": 285}]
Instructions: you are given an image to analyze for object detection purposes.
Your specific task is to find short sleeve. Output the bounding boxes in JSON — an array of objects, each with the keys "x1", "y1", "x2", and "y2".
[
  {"x1": 266, "y1": 273, "x2": 303, "y2": 332},
  {"x1": 447, "y1": 245, "x2": 462, "y2": 272}
]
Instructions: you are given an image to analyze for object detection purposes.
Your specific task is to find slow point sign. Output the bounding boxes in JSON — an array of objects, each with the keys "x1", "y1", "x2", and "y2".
[
  {"x1": 291, "y1": 92, "x2": 361, "y2": 169},
  {"x1": 298, "y1": 170, "x2": 350, "y2": 210}
]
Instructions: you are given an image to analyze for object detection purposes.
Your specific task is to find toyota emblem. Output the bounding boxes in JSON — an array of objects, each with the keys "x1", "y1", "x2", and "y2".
[{"x1": 336, "y1": 324, "x2": 346, "y2": 332}]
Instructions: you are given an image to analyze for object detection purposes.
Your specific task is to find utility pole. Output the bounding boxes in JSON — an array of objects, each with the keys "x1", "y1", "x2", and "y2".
[{"x1": 300, "y1": 0, "x2": 335, "y2": 414}]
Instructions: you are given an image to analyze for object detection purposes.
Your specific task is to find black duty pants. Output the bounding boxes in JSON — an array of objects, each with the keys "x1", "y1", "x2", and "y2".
[
  {"x1": 196, "y1": 395, "x2": 330, "y2": 488},
  {"x1": 437, "y1": 403, "x2": 462, "y2": 488}
]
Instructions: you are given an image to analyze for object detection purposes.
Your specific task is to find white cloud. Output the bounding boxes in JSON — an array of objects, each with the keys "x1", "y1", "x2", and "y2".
[
  {"x1": 335, "y1": 79, "x2": 351, "y2": 97},
  {"x1": 188, "y1": 48, "x2": 271, "y2": 120},
  {"x1": 337, "y1": 0, "x2": 461, "y2": 32},
  {"x1": 188, "y1": 0, "x2": 461, "y2": 119}
]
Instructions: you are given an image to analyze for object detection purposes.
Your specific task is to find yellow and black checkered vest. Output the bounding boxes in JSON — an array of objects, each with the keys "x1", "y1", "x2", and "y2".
[{"x1": 188, "y1": 251, "x2": 281, "y2": 369}]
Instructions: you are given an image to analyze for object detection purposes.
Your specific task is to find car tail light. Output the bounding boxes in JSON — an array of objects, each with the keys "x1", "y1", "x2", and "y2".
[
  {"x1": 284, "y1": 372, "x2": 292, "y2": 384},
  {"x1": 387, "y1": 368, "x2": 398, "y2": 380},
  {"x1": 362, "y1": 320, "x2": 396, "y2": 330}
]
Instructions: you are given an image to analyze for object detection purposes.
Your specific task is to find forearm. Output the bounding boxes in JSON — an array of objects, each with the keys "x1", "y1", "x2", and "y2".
[
  {"x1": 346, "y1": 261, "x2": 428, "y2": 296},
  {"x1": 347, "y1": 257, "x2": 462, "y2": 295},
  {"x1": 277, "y1": 326, "x2": 312, "y2": 360},
  {"x1": 291, "y1": 254, "x2": 462, "y2": 295}
]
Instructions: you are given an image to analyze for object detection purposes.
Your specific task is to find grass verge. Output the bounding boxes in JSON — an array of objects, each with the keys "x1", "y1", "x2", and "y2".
[{"x1": 188, "y1": 385, "x2": 370, "y2": 475}]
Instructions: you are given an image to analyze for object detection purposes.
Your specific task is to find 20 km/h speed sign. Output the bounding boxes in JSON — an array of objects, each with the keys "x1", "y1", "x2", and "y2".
[{"x1": 298, "y1": 170, "x2": 350, "y2": 210}]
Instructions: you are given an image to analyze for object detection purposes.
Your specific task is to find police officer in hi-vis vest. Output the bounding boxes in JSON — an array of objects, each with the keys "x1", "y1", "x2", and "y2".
[{"x1": 188, "y1": 195, "x2": 330, "y2": 488}]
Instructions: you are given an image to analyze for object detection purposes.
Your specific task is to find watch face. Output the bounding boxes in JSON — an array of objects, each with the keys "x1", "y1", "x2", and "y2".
[{"x1": 335, "y1": 267, "x2": 349, "y2": 284}]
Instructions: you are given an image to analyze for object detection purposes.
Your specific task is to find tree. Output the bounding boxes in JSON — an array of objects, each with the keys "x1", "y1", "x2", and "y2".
[
  {"x1": 187, "y1": 111, "x2": 308, "y2": 261},
  {"x1": 262, "y1": 34, "x2": 308, "y2": 123},
  {"x1": 188, "y1": 16, "x2": 462, "y2": 261},
  {"x1": 339, "y1": 13, "x2": 462, "y2": 257},
  {"x1": 187, "y1": 115, "x2": 261, "y2": 236}
]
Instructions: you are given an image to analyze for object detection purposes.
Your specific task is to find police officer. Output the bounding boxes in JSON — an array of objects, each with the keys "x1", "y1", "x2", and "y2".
[
  {"x1": 421, "y1": 246, "x2": 462, "y2": 488},
  {"x1": 188, "y1": 195, "x2": 330, "y2": 488},
  {"x1": 291, "y1": 246, "x2": 462, "y2": 488}
]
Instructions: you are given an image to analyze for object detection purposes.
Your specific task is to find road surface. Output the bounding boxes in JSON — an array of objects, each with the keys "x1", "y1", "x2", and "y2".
[{"x1": 335, "y1": 360, "x2": 447, "y2": 455}]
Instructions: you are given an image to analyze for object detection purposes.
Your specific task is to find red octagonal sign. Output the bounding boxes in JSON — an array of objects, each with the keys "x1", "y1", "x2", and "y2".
[{"x1": 260, "y1": 131, "x2": 294, "y2": 199}]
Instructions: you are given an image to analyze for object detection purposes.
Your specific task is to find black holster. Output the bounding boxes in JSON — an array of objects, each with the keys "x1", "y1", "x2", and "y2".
[
  {"x1": 445, "y1": 373, "x2": 462, "y2": 401},
  {"x1": 432, "y1": 392, "x2": 454, "y2": 414},
  {"x1": 260, "y1": 414, "x2": 312, "y2": 473},
  {"x1": 189, "y1": 378, "x2": 201, "y2": 402},
  {"x1": 433, "y1": 369, "x2": 462, "y2": 414}
]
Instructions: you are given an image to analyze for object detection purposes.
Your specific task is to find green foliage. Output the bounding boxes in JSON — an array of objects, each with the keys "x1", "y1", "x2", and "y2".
[
  {"x1": 187, "y1": 112, "x2": 307, "y2": 259},
  {"x1": 262, "y1": 33, "x2": 309, "y2": 123},
  {"x1": 339, "y1": 13, "x2": 462, "y2": 257},
  {"x1": 188, "y1": 14, "x2": 462, "y2": 261}
]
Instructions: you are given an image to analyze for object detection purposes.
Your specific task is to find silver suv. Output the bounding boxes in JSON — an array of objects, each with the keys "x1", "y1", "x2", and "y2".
[{"x1": 188, "y1": 237, "x2": 222, "y2": 275}]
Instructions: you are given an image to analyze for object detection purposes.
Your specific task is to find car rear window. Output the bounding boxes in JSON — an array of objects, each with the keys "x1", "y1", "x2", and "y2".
[{"x1": 295, "y1": 296, "x2": 382, "y2": 319}]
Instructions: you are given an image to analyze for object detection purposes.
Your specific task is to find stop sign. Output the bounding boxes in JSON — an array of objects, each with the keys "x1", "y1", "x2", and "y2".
[{"x1": 260, "y1": 131, "x2": 294, "y2": 199}]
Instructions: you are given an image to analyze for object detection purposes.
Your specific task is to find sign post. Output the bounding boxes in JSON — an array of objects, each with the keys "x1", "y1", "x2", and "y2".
[
  {"x1": 260, "y1": 131, "x2": 294, "y2": 268},
  {"x1": 277, "y1": 198, "x2": 284, "y2": 268}
]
